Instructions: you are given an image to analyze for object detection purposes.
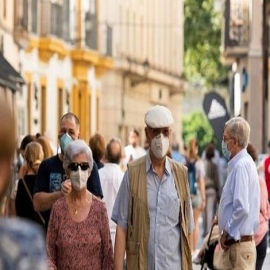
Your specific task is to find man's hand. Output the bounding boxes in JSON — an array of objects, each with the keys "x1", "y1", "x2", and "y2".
[
  {"x1": 220, "y1": 230, "x2": 229, "y2": 251},
  {"x1": 212, "y1": 215, "x2": 218, "y2": 226},
  {"x1": 61, "y1": 180, "x2": 71, "y2": 196}
]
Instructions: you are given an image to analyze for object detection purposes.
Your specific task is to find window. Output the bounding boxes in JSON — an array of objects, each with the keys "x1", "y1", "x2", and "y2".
[
  {"x1": 51, "y1": 0, "x2": 63, "y2": 37},
  {"x1": 100, "y1": 24, "x2": 113, "y2": 56},
  {"x1": 31, "y1": 0, "x2": 38, "y2": 33},
  {"x1": 62, "y1": 0, "x2": 70, "y2": 41},
  {"x1": 85, "y1": 0, "x2": 97, "y2": 49},
  {"x1": 22, "y1": 0, "x2": 29, "y2": 30},
  {"x1": 0, "y1": 35, "x2": 4, "y2": 54}
]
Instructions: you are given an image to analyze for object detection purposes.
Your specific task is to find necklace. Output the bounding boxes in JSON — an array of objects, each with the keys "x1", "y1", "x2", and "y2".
[
  {"x1": 73, "y1": 207, "x2": 78, "y2": 215},
  {"x1": 70, "y1": 192, "x2": 92, "y2": 215}
]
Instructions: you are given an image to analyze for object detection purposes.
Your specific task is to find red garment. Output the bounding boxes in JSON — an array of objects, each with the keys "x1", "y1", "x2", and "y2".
[
  {"x1": 47, "y1": 196, "x2": 114, "y2": 270},
  {"x1": 264, "y1": 156, "x2": 270, "y2": 198},
  {"x1": 254, "y1": 178, "x2": 270, "y2": 245}
]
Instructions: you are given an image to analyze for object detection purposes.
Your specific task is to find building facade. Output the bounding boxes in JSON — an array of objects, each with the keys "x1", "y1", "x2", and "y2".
[
  {"x1": 1, "y1": 0, "x2": 185, "y2": 147},
  {"x1": 221, "y1": 0, "x2": 269, "y2": 153},
  {"x1": 0, "y1": 0, "x2": 23, "y2": 129},
  {"x1": 99, "y1": 0, "x2": 185, "y2": 146},
  {"x1": 1, "y1": 0, "x2": 112, "y2": 144}
]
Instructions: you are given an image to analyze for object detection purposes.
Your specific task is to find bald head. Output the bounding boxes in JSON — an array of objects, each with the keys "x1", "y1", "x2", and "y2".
[{"x1": 105, "y1": 138, "x2": 122, "y2": 164}]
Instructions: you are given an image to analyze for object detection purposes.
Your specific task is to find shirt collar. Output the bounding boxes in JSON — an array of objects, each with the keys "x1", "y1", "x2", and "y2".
[
  {"x1": 145, "y1": 151, "x2": 171, "y2": 175},
  {"x1": 228, "y1": 148, "x2": 247, "y2": 171}
]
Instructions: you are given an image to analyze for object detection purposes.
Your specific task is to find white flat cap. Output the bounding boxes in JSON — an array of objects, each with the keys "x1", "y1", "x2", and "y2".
[{"x1": 144, "y1": 105, "x2": 174, "y2": 128}]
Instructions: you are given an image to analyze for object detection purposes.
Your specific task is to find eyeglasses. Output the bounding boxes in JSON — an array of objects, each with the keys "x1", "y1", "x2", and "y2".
[
  {"x1": 149, "y1": 128, "x2": 170, "y2": 137},
  {"x1": 68, "y1": 162, "x2": 89, "y2": 171}
]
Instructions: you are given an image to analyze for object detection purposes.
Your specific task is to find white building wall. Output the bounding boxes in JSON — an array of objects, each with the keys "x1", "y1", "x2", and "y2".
[{"x1": 20, "y1": 49, "x2": 73, "y2": 144}]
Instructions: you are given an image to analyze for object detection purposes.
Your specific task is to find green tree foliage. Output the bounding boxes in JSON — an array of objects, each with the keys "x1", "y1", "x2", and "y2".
[
  {"x1": 182, "y1": 111, "x2": 218, "y2": 155},
  {"x1": 184, "y1": 0, "x2": 228, "y2": 86}
]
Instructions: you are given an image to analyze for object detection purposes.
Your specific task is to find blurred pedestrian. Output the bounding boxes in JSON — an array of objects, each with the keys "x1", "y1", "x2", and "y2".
[
  {"x1": 47, "y1": 139, "x2": 113, "y2": 270},
  {"x1": 0, "y1": 98, "x2": 47, "y2": 269},
  {"x1": 9, "y1": 134, "x2": 36, "y2": 217},
  {"x1": 15, "y1": 142, "x2": 46, "y2": 227},
  {"x1": 201, "y1": 141, "x2": 220, "y2": 167},
  {"x1": 218, "y1": 117, "x2": 260, "y2": 270},
  {"x1": 33, "y1": 112, "x2": 103, "y2": 231},
  {"x1": 247, "y1": 143, "x2": 270, "y2": 270},
  {"x1": 186, "y1": 138, "x2": 206, "y2": 255},
  {"x1": 18, "y1": 134, "x2": 36, "y2": 178},
  {"x1": 123, "y1": 128, "x2": 146, "y2": 169},
  {"x1": 112, "y1": 105, "x2": 194, "y2": 270},
  {"x1": 263, "y1": 140, "x2": 270, "y2": 247},
  {"x1": 98, "y1": 137, "x2": 124, "y2": 249},
  {"x1": 36, "y1": 135, "x2": 54, "y2": 159},
  {"x1": 202, "y1": 143, "x2": 220, "y2": 237},
  {"x1": 89, "y1": 133, "x2": 106, "y2": 169},
  {"x1": 171, "y1": 142, "x2": 186, "y2": 164}
]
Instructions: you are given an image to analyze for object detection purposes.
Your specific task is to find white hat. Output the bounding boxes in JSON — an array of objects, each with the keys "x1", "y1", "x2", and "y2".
[{"x1": 144, "y1": 105, "x2": 174, "y2": 128}]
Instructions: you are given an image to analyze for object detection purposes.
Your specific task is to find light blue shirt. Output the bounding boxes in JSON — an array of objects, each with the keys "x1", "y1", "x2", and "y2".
[
  {"x1": 0, "y1": 218, "x2": 47, "y2": 270},
  {"x1": 218, "y1": 149, "x2": 260, "y2": 240},
  {"x1": 112, "y1": 154, "x2": 194, "y2": 270}
]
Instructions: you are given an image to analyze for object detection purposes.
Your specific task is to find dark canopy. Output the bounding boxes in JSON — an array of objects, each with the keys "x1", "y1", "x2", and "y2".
[{"x1": 0, "y1": 54, "x2": 25, "y2": 92}]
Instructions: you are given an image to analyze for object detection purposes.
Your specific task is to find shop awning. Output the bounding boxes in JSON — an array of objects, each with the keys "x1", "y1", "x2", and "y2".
[{"x1": 0, "y1": 53, "x2": 25, "y2": 92}]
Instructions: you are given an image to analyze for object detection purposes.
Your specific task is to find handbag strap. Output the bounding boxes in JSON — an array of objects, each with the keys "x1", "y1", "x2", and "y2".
[{"x1": 21, "y1": 178, "x2": 45, "y2": 225}]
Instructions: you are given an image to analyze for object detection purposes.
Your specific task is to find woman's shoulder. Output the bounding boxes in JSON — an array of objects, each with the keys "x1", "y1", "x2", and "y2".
[
  {"x1": 92, "y1": 195, "x2": 106, "y2": 210},
  {"x1": 52, "y1": 196, "x2": 66, "y2": 210}
]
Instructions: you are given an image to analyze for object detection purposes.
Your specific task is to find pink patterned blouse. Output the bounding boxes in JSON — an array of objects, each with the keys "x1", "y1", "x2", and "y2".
[{"x1": 47, "y1": 196, "x2": 114, "y2": 270}]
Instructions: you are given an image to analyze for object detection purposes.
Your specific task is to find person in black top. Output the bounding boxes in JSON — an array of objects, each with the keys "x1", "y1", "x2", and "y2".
[
  {"x1": 33, "y1": 112, "x2": 103, "y2": 231},
  {"x1": 16, "y1": 142, "x2": 45, "y2": 227}
]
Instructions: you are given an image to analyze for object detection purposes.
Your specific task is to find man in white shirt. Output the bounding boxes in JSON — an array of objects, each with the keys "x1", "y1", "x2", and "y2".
[
  {"x1": 99, "y1": 137, "x2": 124, "y2": 248},
  {"x1": 123, "y1": 128, "x2": 146, "y2": 170}
]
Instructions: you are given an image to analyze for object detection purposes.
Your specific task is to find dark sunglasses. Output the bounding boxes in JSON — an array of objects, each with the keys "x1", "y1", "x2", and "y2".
[{"x1": 68, "y1": 162, "x2": 89, "y2": 171}]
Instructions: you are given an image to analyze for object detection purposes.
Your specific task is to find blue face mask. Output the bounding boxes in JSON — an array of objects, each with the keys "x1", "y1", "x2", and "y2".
[
  {"x1": 222, "y1": 139, "x2": 231, "y2": 160},
  {"x1": 60, "y1": 133, "x2": 73, "y2": 153}
]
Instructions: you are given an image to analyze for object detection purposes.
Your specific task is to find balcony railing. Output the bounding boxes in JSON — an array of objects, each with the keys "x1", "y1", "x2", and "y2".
[
  {"x1": 222, "y1": 0, "x2": 249, "y2": 58},
  {"x1": 14, "y1": 0, "x2": 110, "y2": 55}
]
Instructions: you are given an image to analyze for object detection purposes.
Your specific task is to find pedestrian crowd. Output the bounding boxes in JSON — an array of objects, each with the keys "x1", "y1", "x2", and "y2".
[{"x1": 0, "y1": 102, "x2": 270, "y2": 270}]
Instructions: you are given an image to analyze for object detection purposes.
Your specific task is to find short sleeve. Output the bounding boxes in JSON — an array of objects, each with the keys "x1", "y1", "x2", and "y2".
[{"x1": 111, "y1": 171, "x2": 130, "y2": 230}]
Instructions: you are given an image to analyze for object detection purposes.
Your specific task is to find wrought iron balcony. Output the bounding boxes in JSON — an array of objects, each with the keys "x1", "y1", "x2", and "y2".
[{"x1": 222, "y1": 0, "x2": 249, "y2": 58}]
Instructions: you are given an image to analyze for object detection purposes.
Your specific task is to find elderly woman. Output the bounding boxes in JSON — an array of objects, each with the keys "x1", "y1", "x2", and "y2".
[{"x1": 46, "y1": 139, "x2": 113, "y2": 270}]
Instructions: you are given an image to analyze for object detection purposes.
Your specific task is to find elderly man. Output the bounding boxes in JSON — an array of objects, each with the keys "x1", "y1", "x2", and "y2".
[
  {"x1": 0, "y1": 99, "x2": 47, "y2": 269},
  {"x1": 99, "y1": 137, "x2": 124, "y2": 249},
  {"x1": 112, "y1": 105, "x2": 194, "y2": 270},
  {"x1": 218, "y1": 117, "x2": 260, "y2": 269}
]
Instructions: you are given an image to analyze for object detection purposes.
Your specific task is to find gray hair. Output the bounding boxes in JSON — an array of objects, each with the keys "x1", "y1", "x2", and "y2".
[
  {"x1": 225, "y1": 117, "x2": 250, "y2": 148},
  {"x1": 63, "y1": 139, "x2": 93, "y2": 171}
]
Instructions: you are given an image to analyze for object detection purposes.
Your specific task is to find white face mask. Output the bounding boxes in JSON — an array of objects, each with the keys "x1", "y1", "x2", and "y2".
[
  {"x1": 150, "y1": 133, "x2": 170, "y2": 159},
  {"x1": 70, "y1": 168, "x2": 88, "y2": 191}
]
